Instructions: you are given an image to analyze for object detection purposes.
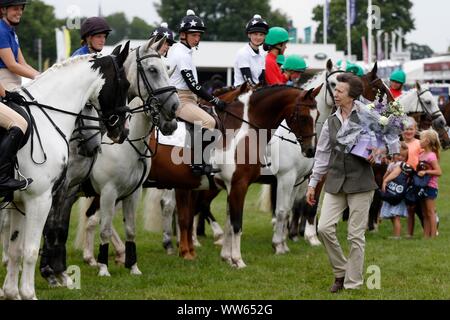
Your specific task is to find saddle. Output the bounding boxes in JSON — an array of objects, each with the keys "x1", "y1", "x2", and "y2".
[{"x1": 198, "y1": 104, "x2": 225, "y2": 134}]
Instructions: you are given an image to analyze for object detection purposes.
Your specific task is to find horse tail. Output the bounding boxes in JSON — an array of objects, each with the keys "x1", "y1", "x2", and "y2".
[
  {"x1": 74, "y1": 197, "x2": 95, "y2": 250},
  {"x1": 143, "y1": 188, "x2": 164, "y2": 232},
  {"x1": 257, "y1": 185, "x2": 272, "y2": 213}
]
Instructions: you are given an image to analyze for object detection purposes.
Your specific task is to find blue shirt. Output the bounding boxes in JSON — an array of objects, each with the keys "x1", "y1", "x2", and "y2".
[
  {"x1": 71, "y1": 45, "x2": 90, "y2": 57},
  {"x1": 0, "y1": 19, "x2": 20, "y2": 69}
]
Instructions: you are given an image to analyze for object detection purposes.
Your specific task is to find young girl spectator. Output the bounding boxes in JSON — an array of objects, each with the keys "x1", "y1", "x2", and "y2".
[
  {"x1": 381, "y1": 142, "x2": 410, "y2": 239},
  {"x1": 417, "y1": 129, "x2": 442, "y2": 238},
  {"x1": 401, "y1": 117, "x2": 422, "y2": 237}
]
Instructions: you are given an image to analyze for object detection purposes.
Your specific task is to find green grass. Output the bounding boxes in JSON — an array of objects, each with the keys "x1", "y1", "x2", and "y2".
[{"x1": 2, "y1": 152, "x2": 450, "y2": 300}]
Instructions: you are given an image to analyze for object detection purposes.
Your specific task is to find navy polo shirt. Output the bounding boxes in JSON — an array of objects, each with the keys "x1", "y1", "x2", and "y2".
[
  {"x1": 0, "y1": 19, "x2": 20, "y2": 69},
  {"x1": 71, "y1": 45, "x2": 90, "y2": 57}
]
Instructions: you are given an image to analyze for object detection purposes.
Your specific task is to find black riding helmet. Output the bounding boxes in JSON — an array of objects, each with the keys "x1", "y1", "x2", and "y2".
[
  {"x1": 80, "y1": 17, "x2": 112, "y2": 40},
  {"x1": 178, "y1": 9, "x2": 206, "y2": 34},
  {"x1": 0, "y1": 0, "x2": 28, "y2": 7},
  {"x1": 150, "y1": 22, "x2": 176, "y2": 45},
  {"x1": 245, "y1": 14, "x2": 269, "y2": 34}
]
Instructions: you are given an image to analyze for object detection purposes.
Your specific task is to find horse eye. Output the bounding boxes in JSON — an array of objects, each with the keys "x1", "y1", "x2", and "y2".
[
  {"x1": 149, "y1": 67, "x2": 157, "y2": 73},
  {"x1": 426, "y1": 101, "x2": 431, "y2": 105},
  {"x1": 331, "y1": 83, "x2": 336, "y2": 88}
]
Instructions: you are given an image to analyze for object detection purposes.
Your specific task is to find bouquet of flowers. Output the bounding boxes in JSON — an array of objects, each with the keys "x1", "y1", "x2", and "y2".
[{"x1": 336, "y1": 96, "x2": 410, "y2": 161}]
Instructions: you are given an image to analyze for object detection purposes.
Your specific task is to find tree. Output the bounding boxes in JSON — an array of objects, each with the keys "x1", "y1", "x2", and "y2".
[
  {"x1": 406, "y1": 42, "x2": 434, "y2": 60},
  {"x1": 129, "y1": 17, "x2": 154, "y2": 40},
  {"x1": 312, "y1": 0, "x2": 415, "y2": 60},
  {"x1": 156, "y1": 0, "x2": 289, "y2": 42},
  {"x1": 105, "y1": 12, "x2": 129, "y2": 45},
  {"x1": 19, "y1": 0, "x2": 60, "y2": 69}
]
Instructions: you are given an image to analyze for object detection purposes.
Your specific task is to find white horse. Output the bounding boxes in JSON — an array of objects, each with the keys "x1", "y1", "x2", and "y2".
[
  {"x1": 258, "y1": 60, "x2": 343, "y2": 253},
  {"x1": 83, "y1": 39, "x2": 179, "y2": 277},
  {"x1": 0, "y1": 49, "x2": 131, "y2": 300},
  {"x1": 399, "y1": 82, "x2": 446, "y2": 129}
]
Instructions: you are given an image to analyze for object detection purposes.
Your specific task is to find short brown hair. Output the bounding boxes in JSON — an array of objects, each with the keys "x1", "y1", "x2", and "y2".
[{"x1": 337, "y1": 73, "x2": 364, "y2": 99}]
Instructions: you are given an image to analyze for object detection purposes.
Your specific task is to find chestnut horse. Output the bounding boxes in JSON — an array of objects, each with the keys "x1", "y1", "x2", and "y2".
[{"x1": 145, "y1": 85, "x2": 320, "y2": 268}]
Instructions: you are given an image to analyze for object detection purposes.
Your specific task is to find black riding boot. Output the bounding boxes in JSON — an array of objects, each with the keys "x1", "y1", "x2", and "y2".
[
  {"x1": 0, "y1": 126, "x2": 32, "y2": 192},
  {"x1": 191, "y1": 128, "x2": 220, "y2": 176}
]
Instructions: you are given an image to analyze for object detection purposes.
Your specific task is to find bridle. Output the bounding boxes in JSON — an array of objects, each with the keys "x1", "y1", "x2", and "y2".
[
  {"x1": 325, "y1": 69, "x2": 345, "y2": 108},
  {"x1": 415, "y1": 89, "x2": 442, "y2": 123},
  {"x1": 286, "y1": 99, "x2": 318, "y2": 147},
  {"x1": 134, "y1": 47, "x2": 177, "y2": 128}
]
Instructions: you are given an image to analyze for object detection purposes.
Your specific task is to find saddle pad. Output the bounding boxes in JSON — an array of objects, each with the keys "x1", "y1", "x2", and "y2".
[{"x1": 157, "y1": 122, "x2": 187, "y2": 148}]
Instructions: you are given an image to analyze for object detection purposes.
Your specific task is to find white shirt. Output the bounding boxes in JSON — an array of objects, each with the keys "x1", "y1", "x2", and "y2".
[
  {"x1": 308, "y1": 101, "x2": 363, "y2": 188},
  {"x1": 233, "y1": 43, "x2": 265, "y2": 86},
  {"x1": 167, "y1": 42, "x2": 198, "y2": 90}
]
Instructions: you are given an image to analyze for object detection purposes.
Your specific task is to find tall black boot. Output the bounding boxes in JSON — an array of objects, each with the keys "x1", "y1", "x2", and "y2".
[{"x1": 0, "y1": 126, "x2": 32, "y2": 192}]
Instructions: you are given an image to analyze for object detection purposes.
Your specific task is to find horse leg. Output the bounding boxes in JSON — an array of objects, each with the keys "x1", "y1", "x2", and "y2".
[
  {"x1": 207, "y1": 211, "x2": 224, "y2": 246},
  {"x1": 2, "y1": 208, "x2": 25, "y2": 300},
  {"x1": 304, "y1": 201, "x2": 321, "y2": 246},
  {"x1": 20, "y1": 191, "x2": 53, "y2": 300},
  {"x1": 192, "y1": 214, "x2": 201, "y2": 247},
  {"x1": 272, "y1": 174, "x2": 295, "y2": 255},
  {"x1": 122, "y1": 189, "x2": 142, "y2": 275},
  {"x1": 83, "y1": 198, "x2": 99, "y2": 267},
  {"x1": 175, "y1": 189, "x2": 195, "y2": 260},
  {"x1": 227, "y1": 182, "x2": 249, "y2": 268},
  {"x1": 111, "y1": 222, "x2": 125, "y2": 266},
  {"x1": 97, "y1": 188, "x2": 117, "y2": 277},
  {"x1": 288, "y1": 199, "x2": 301, "y2": 242},
  {"x1": 2, "y1": 213, "x2": 10, "y2": 266},
  {"x1": 270, "y1": 180, "x2": 277, "y2": 228},
  {"x1": 220, "y1": 202, "x2": 233, "y2": 264},
  {"x1": 161, "y1": 190, "x2": 176, "y2": 255}
]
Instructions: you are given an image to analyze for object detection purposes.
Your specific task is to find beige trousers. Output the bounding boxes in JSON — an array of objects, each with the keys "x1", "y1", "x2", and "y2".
[
  {"x1": 0, "y1": 102, "x2": 27, "y2": 133},
  {"x1": 0, "y1": 68, "x2": 22, "y2": 91},
  {"x1": 176, "y1": 90, "x2": 216, "y2": 129},
  {"x1": 318, "y1": 190, "x2": 374, "y2": 289}
]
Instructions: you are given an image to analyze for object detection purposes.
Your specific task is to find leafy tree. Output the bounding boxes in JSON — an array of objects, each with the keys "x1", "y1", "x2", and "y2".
[
  {"x1": 19, "y1": 0, "x2": 59, "y2": 69},
  {"x1": 105, "y1": 12, "x2": 129, "y2": 45},
  {"x1": 129, "y1": 17, "x2": 154, "y2": 40},
  {"x1": 406, "y1": 42, "x2": 434, "y2": 60},
  {"x1": 156, "y1": 0, "x2": 289, "y2": 41},
  {"x1": 312, "y1": 0, "x2": 415, "y2": 60}
]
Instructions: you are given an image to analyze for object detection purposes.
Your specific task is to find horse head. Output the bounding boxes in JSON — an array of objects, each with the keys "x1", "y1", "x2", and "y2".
[
  {"x1": 360, "y1": 62, "x2": 395, "y2": 103},
  {"x1": 414, "y1": 81, "x2": 446, "y2": 130},
  {"x1": 285, "y1": 85, "x2": 322, "y2": 158},
  {"x1": 92, "y1": 42, "x2": 131, "y2": 143},
  {"x1": 125, "y1": 39, "x2": 179, "y2": 136}
]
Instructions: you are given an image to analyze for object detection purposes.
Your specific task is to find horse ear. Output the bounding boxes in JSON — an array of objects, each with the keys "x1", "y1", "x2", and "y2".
[
  {"x1": 116, "y1": 41, "x2": 130, "y2": 66},
  {"x1": 312, "y1": 83, "x2": 324, "y2": 98},
  {"x1": 326, "y1": 59, "x2": 333, "y2": 72},
  {"x1": 416, "y1": 81, "x2": 422, "y2": 91},
  {"x1": 111, "y1": 44, "x2": 122, "y2": 56},
  {"x1": 305, "y1": 88, "x2": 314, "y2": 99},
  {"x1": 150, "y1": 37, "x2": 165, "y2": 52},
  {"x1": 371, "y1": 61, "x2": 378, "y2": 76},
  {"x1": 145, "y1": 38, "x2": 156, "y2": 52}
]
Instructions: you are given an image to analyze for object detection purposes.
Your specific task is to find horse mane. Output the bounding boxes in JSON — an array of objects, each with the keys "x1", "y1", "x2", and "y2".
[
  {"x1": 23, "y1": 54, "x2": 96, "y2": 89},
  {"x1": 302, "y1": 70, "x2": 325, "y2": 89},
  {"x1": 253, "y1": 84, "x2": 302, "y2": 94},
  {"x1": 213, "y1": 86, "x2": 237, "y2": 96}
]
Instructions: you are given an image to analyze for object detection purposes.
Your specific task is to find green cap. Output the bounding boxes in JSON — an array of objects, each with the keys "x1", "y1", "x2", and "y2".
[
  {"x1": 390, "y1": 70, "x2": 406, "y2": 84},
  {"x1": 276, "y1": 55, "x2": 285, "y2": 65},
  {"x1": 283, "y1": 54, "x2": 308, "y2": 72},
  {"x1": 347, "y1": 64, "x2": 364, "y2": 77},
  {"x1": 265, "y1": 27, "x2": 290, "y2": 46}
]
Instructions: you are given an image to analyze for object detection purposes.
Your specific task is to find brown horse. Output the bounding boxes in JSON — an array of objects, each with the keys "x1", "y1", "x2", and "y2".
[{"x1": 146, "y1": 85, "x2": 321, "y2": 266}]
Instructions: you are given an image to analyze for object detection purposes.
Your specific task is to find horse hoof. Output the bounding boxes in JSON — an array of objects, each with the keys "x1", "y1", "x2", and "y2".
[
  {"x1": 193, "y1": 239, "x2": 202, "y2": 247},
  {"x1": 57, "y1": 272, "x2": 73, "y2": 288},
  {"x1": 84, "y1": 257, "x2": 98, "y2": 267},
  {"x1": 166, "y1": 247, "x2": 175, "y2": 255},
  {"x1": 232, "y1": 259, "x2": 247, "y2": 269},
  {"x1": 47, "y1": 275, "x2": 61, "y2": 288},
  {"x1": 282, "y1": 243, "x2": 290, "y2": 253},
  {"x1": 130, "y1": 264, "x2": 142, "y2": 276},
  {"x1": 308, "y1": 237, "x2": 322, "y2": 247},
  {"x1": 98, "y1": 264, "x2": 111, "y2": 277},
  {"x1": 221, "y1": 255, "x2": 232, "y2": 264},
  {"x1": 182, "y1": 253, "x2": 195, "y2": 261},
  {"x1": 214, "y1": 237, "x2": 224, "y2": 246},
  {"x1": 290, "y1": 236, "x2": 299, "y2": 242},
  {"x1": 273, "y1": 243, "x2": 286, "y2": 255},
  {"x1": 0, "y1": 288, "x2": 4, "y2": 300},
  {"x1": 20, "y1": 292, "x2": 37, "y2": 300}
]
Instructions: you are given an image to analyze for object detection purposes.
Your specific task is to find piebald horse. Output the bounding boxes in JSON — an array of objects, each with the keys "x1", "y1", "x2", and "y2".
[{"x1": 0, "y1": 49, "x2": 130, "y2": 300}]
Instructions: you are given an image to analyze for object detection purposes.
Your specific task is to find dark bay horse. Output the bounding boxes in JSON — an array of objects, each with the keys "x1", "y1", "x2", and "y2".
[{"x1": 146, "y1": 85, "x2": 321, "y2": 266}]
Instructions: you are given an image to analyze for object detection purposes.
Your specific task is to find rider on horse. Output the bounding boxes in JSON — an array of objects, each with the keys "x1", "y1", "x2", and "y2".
[
  {"x1": 72, "y1": 17, "x2": 111, "y2": 56},
  {"x1": 389, "y1": 69, "x2": 406, "y2": 99},
  {"x1": 264, "y1": 27, "x2": 290, "y2": 85},
  {"x1": 167, "y1": 9, "x2": 227, "y2": 176},
  {"x1": 337, "y1": 59, "x2": 364, "y2": 77},
  {"x1": 283, "y1": 54, "x2": 308, "y2": 86},
  {"x1": 233, "y1": 14, "x2": 269, "y2": 87},
  {"x1": 0, "y1": 0, "x2": 36, "y2": 192}
]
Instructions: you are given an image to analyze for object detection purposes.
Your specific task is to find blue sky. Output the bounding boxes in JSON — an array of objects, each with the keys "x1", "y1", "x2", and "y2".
[{"x1": 41, "y1": 0, "x2": 450, "y2": 53}]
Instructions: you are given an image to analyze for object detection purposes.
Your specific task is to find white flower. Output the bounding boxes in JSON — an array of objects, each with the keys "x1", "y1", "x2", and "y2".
[
  {"x1": 379, "y1": 116, "x2": 389, "y2": 126},
  {"x1": 367, "y1": 103, "x2": 375, "y2": 110}
]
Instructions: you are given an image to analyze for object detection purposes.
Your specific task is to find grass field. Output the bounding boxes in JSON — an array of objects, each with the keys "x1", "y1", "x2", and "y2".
[{"x1": 1, "y1": 152, "x2": 450, "y2": 301}]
